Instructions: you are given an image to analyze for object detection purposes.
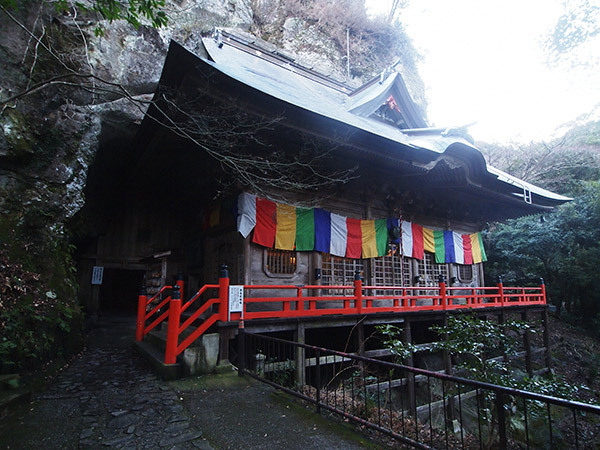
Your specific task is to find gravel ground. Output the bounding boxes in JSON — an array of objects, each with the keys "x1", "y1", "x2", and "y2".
[{"x1": 0, "y1": 315, "x2": 380, "y2": 449}]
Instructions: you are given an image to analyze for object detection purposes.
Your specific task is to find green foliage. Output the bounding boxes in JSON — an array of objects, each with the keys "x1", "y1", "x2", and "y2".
[
  {"x1": 485, "y1": 181, "x2": 600, "y2": 329},
  {"x1": 1, "y1": 0, "x2": 168, "y2": 36},
  {"x1": 430, "y1": 314, "x2": 532, "y2": 386},
  {"x1": 0, "y1": 212, "x2": 83, "y2": 373},
  {"x1": 379, "y1": 314, "x2": 590, "y2": 448},
  {"x1": 379, "y1": 313, "x2": 532, "y2": 386},
  {"x1": 376, "y1": 324, "x2": 420, "y2": 361}
]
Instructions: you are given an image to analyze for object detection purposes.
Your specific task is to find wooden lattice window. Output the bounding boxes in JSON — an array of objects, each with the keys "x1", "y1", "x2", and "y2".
[
  {"x1": 264, "y1": 249, "x2": 297, "y2": 276},
  {"x1": 321, "y1": 254, "x2": 364, "y2": 295},
  {"x1": 372, "y1": 243, "x2": 411, "y2": 294},
  {"x1": 416, "y1": 253, "x2": 448, "y2": 286},
  {"x1": 457, "y1": 264, "x2": 474, "y2": 283}
]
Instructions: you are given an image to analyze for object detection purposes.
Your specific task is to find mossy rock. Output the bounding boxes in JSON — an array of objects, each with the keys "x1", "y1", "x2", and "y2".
[{"x1": 0, "y1": 110, "x2": 35, "y2": 161}]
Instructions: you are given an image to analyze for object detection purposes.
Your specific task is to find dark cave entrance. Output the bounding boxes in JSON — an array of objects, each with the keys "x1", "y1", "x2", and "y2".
[
  {"x1": 71, "y1": 117, "x2": 220, "y2": 320},
  {"x1": 99, "y1": 268, "x2": 145, "y2": 313}
]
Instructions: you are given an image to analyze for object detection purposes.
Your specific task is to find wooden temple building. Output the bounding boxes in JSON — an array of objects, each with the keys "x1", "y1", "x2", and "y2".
[{"x1": 75, "y1": 30, "x2": 570, "y2": 377}]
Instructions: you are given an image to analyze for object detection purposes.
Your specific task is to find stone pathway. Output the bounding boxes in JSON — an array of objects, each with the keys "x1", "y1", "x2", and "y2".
[
  {"x1": 0, "y1": 316, "x2": 211, "y2": 450},
  {"x1": 0, "y1": 315, "x2": 379, "y2": 449}
]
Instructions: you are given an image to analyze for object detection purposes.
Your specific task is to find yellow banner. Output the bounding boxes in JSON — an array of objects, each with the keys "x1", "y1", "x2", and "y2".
[
  {"x1": 423, "y1": 227, "x2": 435, "y2": 254},
  {"x1": 361, "y1": 220, "x2": 378, "y2": 258},
  {"x1": 275, "y1": 204, "x2": 296, "y2": 250}
]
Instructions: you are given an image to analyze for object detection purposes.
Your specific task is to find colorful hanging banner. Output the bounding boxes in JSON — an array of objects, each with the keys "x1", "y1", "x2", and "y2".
[
  {"x1": 275, "y1": 203, "x2": 296, "y2": 250},
  {"x1": 252, "y1": 198, "x2": 276, "y2": 248},
  {"x1": 314, "y1": 208, "x2": 331, "y2": 253},
  {"x1": 463, "y1": 234, "x2": 473, "y2": 264},
  {"x1": 453, "y1": 231, "x2": 465, "y2": 265},
  {"x1": 346, "y1": 218, "x2": 362, "y2": 259},
  {"x1": 237, "y1": 192, "x2": 256, "y2": 238},
  {"x1": 236, "y1": 193, "x2": 487, "y2": 263},
  {"x1": 330, "y1": 213, "x2": 347, "y2": 257},
  {"x1": 295, "y1": 208, "x2": 315, "y2": 251}
]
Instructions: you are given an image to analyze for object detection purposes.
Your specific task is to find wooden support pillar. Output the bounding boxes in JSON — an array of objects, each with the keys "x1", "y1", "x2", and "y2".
[
  {"x1": 542, "y1": 307, "x2": 553, "y2": 371},
  {"x1": 521, "y1": 310, "x2": 534, "y2": 377},
  {"x1": 403, "y1": 319, "x2": 416, "y2": 415},
  {"x1": 355, "y1": 321, "x2": 365, "y2": 356},
  {"x1": 294, "y1": 322, "x2": 306, "y2": 387},
  {"x1": 498, "y1": 310, "x2": 508, "y2": 363},
  {"x1": 442, "y1": 313, "x2": 455, "y2": 422},
  {"x1": 442, "y1": 313, "x2": 453, "y2": 376},
  {"x1": 219, "y1": 328, "x2": 236, "y2": 365}
]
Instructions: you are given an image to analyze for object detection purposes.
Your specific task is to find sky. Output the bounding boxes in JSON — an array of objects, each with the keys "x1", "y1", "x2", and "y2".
[{"x1": 366, "y1": 0, "x2": 600, "y2": 144}]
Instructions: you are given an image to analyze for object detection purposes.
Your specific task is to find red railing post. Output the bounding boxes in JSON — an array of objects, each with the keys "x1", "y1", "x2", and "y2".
[
  {"x1": 165, "y1": 285, "x2": 182, "y2": 364},
  {"x1": 497, "y1": 277, "x2": 505, "y2": 307},
  {"x1": 136, "y1": 287, "x2": 147, "y2": 342},
  {"x1": 540, "y1": 278, "x2": 546, "y2": 304},
  {"x1": 296, "y1": 287, "x2": 303, "y2": 312},
  {"x1": 354, "y1": 269, "x2": 363, "y2": 314},
  {"x1": 439, "y1": 281, "x2": 447, "y2": 310},
  {"x1": 218, "y1": 265, "x2": 230, "y2": 322},
  {"x1": 176, "y1": 272, "x2": 184, "y2": 304}
]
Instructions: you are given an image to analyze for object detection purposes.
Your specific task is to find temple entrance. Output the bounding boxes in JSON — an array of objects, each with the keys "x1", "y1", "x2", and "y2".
[{"x1": 99, "y1": 268, "x2": 145, "y2": 313}]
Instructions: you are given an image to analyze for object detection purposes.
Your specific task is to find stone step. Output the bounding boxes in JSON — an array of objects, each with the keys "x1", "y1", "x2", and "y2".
[
  {"x1": 132, "y1": 340, "x2": 182, "y2": 381},
  {"x1": 148, "y1": 325, "x2": 204, "y2": 351}
]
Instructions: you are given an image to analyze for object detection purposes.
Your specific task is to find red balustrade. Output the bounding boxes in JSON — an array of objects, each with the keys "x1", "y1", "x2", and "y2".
[{"x1": 136, "y1": 272, "x2": 547, "y2": 365}]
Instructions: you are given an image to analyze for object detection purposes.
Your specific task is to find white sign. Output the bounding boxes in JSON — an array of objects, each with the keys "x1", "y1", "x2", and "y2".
[
  {"x1": 91, "y1": 266, "x2": 104, "y2": 285},
  {"x1": 228, "y1": 285, "x2": 244, "y2": 314}
]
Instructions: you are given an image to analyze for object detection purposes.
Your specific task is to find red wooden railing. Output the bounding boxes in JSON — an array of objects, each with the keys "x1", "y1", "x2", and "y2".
[{"x1": 136, "y1": 270, "x2": 546, "y2": 365}]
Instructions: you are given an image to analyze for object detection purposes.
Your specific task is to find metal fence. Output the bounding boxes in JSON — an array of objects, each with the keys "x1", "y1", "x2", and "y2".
[{"x1": 237, "y1": 330, "x2": 600, "y2": 449}]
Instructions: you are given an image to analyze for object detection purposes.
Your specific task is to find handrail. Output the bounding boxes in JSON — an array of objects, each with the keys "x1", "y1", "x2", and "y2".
[
  {"x1": 181, "y1": 284, "x2": 219, "y2": 314},
  {"x1": 136, "y1": 285, "x2": 173, "y2": 341},
  {"x1": 137, "y1": 272, "x2": 547, "y2": 366}
]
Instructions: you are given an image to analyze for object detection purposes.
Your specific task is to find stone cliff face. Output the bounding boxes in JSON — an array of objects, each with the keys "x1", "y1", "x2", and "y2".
[
  {"x1": 0, "y1": 0, "x2": 423, "y2": 227},
  {"x1": 0, "y1": 0, "x2": 255, "y2": 224}
]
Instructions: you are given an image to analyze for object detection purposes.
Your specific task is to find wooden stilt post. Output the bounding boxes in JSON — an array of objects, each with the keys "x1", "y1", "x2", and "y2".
[
  {"x1": 356, "y1": 321, "x2": 365, "y2": 356},
  {"x1": 542, "y1": 307, "x2": 553, "y2": 372},
  {"x1": 294, "y1": 322, "x2": 305, "y2": 387},
  {"x1": 521, "y1": 310, "x2": 533, "y2": 377},
  {"x1": 442, "y1": 313, "x2": 455, "y2": 422},
  {"x1": 442, "y1": 313, "x2": 453, "y2": 375},
  {"x1": 403, "y1": 318, "x2": 416, "y2": 415},
  {"x1": 499, "y1": 310, "x2": 508, "y2": 363}
]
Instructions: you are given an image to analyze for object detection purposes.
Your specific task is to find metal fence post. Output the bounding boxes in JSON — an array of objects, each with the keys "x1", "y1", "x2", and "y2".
[
  {"x1": 165, "y1": 285, "x2": 181, "y2": 364},
  {"x1": 496, "y1": 391, "x2": 508, "y2": 449},
  {"x1": 136, "y1": 287, "x2": 147, "y2": 342}
]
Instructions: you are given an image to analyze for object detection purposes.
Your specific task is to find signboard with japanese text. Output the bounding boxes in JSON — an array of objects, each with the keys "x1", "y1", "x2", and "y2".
[
  {"x1": 228, "y1": 285, "x2": 244, "y2": 315},
  {"x1": 91, "y1": 266, "x2": 104, "y2": 285}
]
